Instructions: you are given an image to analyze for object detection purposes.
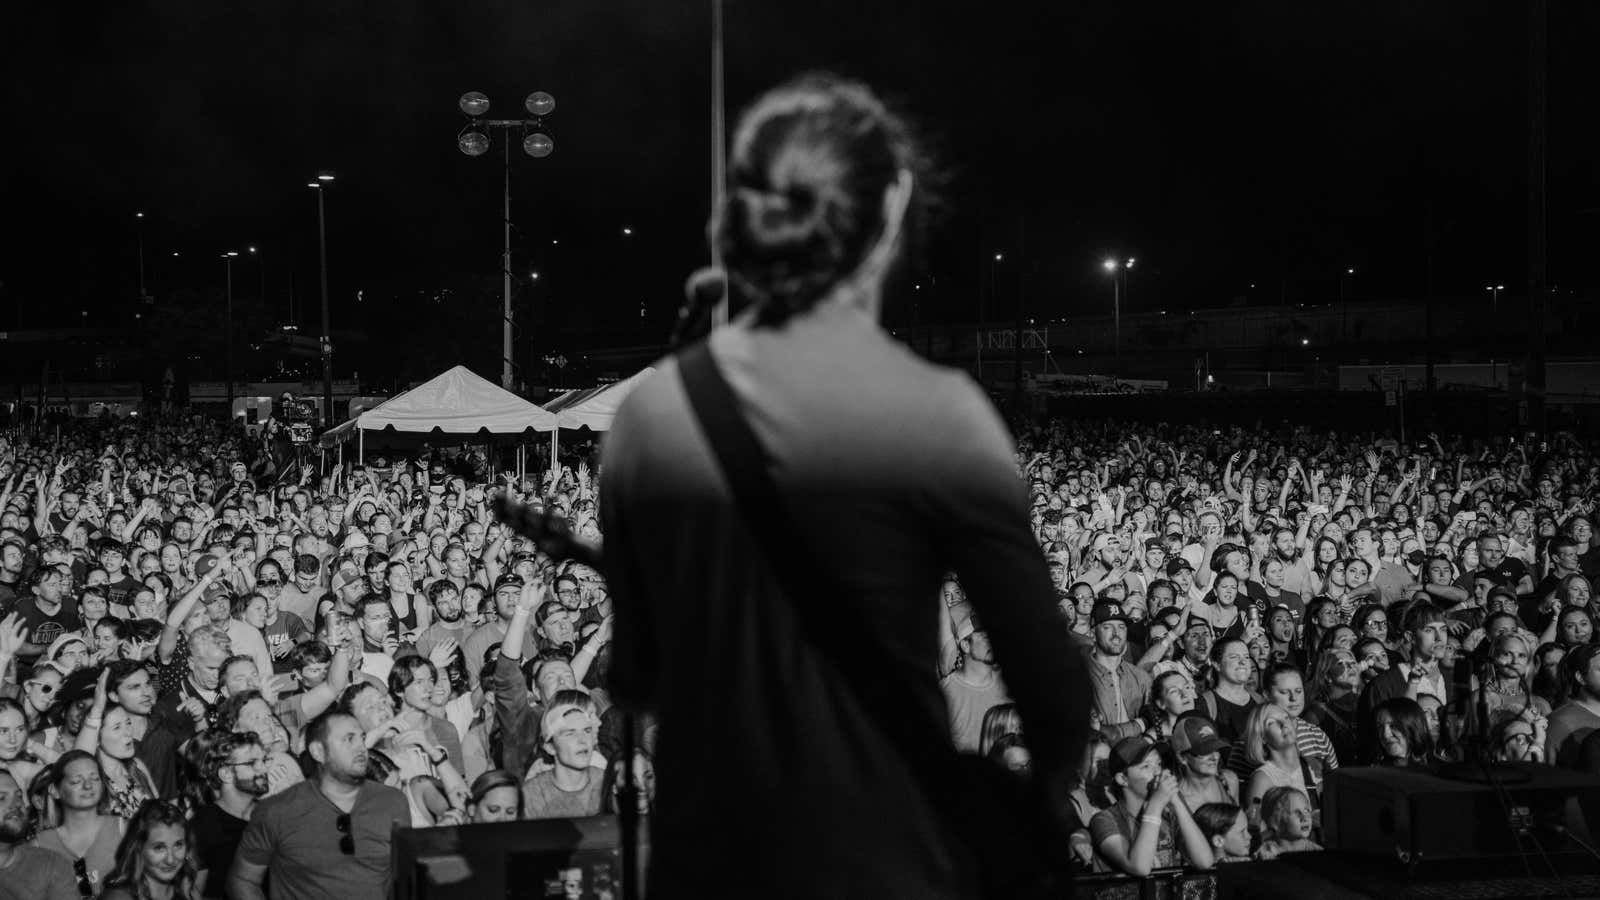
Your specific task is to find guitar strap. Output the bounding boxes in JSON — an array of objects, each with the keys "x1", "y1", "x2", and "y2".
[
  {"x1": 675, "y1": 340, "x2": 953, "y2": 781},
  {"x1": 675, "y1": 339, "x2": 1058, "y2": 897}
]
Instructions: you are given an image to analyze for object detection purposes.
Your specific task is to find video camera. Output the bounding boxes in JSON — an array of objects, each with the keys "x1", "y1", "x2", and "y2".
[{"x1": 276, "y1": 393, "x2": 317, "y2": 445}]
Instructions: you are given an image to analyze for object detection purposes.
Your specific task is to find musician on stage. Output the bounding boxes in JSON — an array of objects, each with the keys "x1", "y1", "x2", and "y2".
[{"x1": 599, "y1": 74, "x2": 1090, "y2": 898}]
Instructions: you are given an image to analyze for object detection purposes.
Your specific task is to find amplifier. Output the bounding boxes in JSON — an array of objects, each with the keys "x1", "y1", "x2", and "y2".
[
  {"x1": 391, "y1": 814, "x2": 645, "y2": 900},
  {"x1": 1324, "y1": 763, "x2": 1600, "y2": 867}
]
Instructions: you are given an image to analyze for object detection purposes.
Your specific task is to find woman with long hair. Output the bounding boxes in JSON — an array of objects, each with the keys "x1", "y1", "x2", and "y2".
[
  {"x1": 1265, "y1": 605, "x2": 1301, "y2": 669},
  {"x1": 465, "y1": 769, "x2": 523, "y2": 824},
  {"x1": 977, "y1": 702, "x2": 1022, "y2": 757},
  {"x1": 1301, "y1": 646, "x2": 1360, "y2": 768},
  {"x1": 1370, "y1": 697, "x2": 1433, "y2": 767},
  {"x1": 1316, "y1": 556, "x2": 1349, "y2": 608},
  {"x1": 1339, "y1": 558, "x2": 1379, "y2": 620},
  {"x1": 1172, "y1": 713, "x2": 1241, "y2": 812},
  {"x1": 1557, "y1": 573, "x2": 1595, "y2": 616},
  {"x1": 1472, "y1": 631, "x2": 1550, "y2": 734},
  {"x1": 1307, "y1": 537, "x2": 1341, "y2": 598},
  {"x1": 26, "y1": 750, "x2": 125, "y2": 897},
  {"x1": 1349, "y1": 604, "x2": 1393, "y2": 656},
  {"x1": 1300, "y1": 597, "x2": 1339, "y2": 663},
  {"x1": 1194, "y1": 571, "x2": 1248, "y2": 644},
  {"x1": 600, "y1": 750, "x2": 658, "y2": 816},
  {"x1": 0, "y1": 695, "x2": 48, "y2": 791},
  {"x1": 99, "y1": 800, "x2": 197, "y2": 900},
  {"x1": 1241, "y1": 704, "x2": 1310, "y2": 828},
  {"x1": 1140, "y1": 670, "x2": 1196, "y2": 742},
  {"x1": 95, "y1": 705, "x2": 159, "y2": 819},
  {"x1": 1549, "y1": 606, "x2": 1596, "y2": 650}
]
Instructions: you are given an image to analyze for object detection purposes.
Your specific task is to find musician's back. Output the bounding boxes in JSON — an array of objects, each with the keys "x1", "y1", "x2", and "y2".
[{"x1": 600, "y1": 75, "x2": 1085, "y2": 898}]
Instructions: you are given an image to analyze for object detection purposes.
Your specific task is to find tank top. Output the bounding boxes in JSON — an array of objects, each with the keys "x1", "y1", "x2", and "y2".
[{"x1": 31, "y1": 817, "x2": 123, "y2": 897}]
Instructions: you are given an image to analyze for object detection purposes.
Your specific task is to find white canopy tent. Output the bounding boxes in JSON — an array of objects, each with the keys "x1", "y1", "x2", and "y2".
[
  {"x1": 543, "y1": 367, "x2": 656, "y2": 465},
  {"x1": 320, "y1": 365, "x2": 560, "y2": 466}
]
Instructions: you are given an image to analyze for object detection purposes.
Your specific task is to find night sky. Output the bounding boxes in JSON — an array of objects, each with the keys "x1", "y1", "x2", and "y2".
[{"x1": 4, "y1": 2, "x2": 1598, "y2": 384}]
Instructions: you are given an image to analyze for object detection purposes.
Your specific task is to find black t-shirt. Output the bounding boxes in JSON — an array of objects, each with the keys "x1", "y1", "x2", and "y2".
[
  {"x1": 600, "y1": 312, "x2": 1090, "y2": 898},
  {"x1": 1245, "y1": 582, "x2": 1304, "y2": 621},
  {"x1": 1464, "y1": 559, "x2": 1529, "y2": 593},
  {"x1": 15, "y1": 596, "x2": 81, "y2": 650},
  {"x1": 1208, "y1": 690, "x2": 1257, "y2": 748},
  {"x1": 193, "y1": 803, "x2": 251, "y2": 899},
  {"x1": 105, "y1": 574, "x2": 142, "y2": 609}
]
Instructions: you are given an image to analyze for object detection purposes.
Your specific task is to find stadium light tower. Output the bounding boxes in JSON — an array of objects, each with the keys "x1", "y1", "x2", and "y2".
[
  {"x1": 457, "y1": 90, "x2": 556, "y2": 390},
  {"x1": 1102, "y1": 257, "x2": 1134, "y2": 376}
]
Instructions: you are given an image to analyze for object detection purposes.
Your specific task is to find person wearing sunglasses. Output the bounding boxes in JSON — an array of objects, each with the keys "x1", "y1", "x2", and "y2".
[
  {"x1": 229, "y1": 709, "x2": 408, "y2": 900},
  {"x1": 254, "y1": 560, "x2": 310, "y2": 675}
]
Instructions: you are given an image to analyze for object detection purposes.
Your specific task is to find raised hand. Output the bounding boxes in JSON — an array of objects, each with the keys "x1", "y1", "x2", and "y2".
[
  {"x1": 0, "y1": 614, "x2": 26, "y2": 658},
  {"x1": 178, "y1": 698, "x2": 207, "y2": 728},
  {"x1": 427, "y1": 637, "x2": 460, "y2": 670}
]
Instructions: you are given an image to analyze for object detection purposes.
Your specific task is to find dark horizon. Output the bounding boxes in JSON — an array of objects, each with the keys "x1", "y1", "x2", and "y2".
[{"x1": 4, "y1": 2, "x2": 1598, "y2": 385}]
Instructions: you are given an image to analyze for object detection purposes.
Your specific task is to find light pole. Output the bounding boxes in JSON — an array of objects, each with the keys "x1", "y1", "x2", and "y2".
[
  {"x1": 1485, "y1": 283, "x2": 1505, "y2": 315},
  {"x1": 222, "y1": 251, "x2": 239, "y2": 409},
  {"x1": 308, "y1": 174, "x2": 334, "y2": 426},
  {"x1": 1339, "y1": 267, "x2": 1354, "y2": 341},
  {"x1": 457, "y1": 90, "x2": 556, "y2": 390},
  {"x1": 249, "y1": 245, "x2": 266, "y2": 308},
  {"x1": 135, "y1": 212, "x2": 150, "y2": 303},
  {"x1": 1102, "y1": 257, "x2": 1134, "y2": 376},
  {"x1": 978, "y1": 252, "x2": 1002, "y2": 383}
]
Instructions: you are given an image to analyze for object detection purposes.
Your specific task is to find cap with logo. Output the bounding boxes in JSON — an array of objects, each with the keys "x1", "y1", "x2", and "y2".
[
  {"x1": 1170, "y1": 714, "x2": 1230, "y2": 756},
  {"x1": 1091, "y1": 600, "x2": 1130, "y2": 627},
  {"x1": 1165, "y1": 557, "x2": 1194, "y2": 577},
  {"x1": 331, "y1": 570, "x2": 365, "y2": 594}
]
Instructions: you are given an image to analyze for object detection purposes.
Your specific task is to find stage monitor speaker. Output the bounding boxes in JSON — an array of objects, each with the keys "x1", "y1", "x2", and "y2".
[
  {"x1": 392, "y1": 814, "x2": 645, "y2": 900},
  {"x1": 1325, "y1": 762, "x2": 1600, "y2": 867}
]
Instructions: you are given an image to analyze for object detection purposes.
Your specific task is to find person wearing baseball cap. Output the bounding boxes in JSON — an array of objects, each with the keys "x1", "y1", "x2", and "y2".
[
  {"x1": 1089, "y1": 735, "x2": 1214, "y2": 874},
  {"x1": 1164, "y1": 557, "x2": 1199, "y2": 604},
  {"x1": 942, "y1": 613, "x2": 1008, "y2": 754},
  {"x1": 1151, "y1": 615, "x2": 1215, "y2": 685},
  {"x1": 1170, "y1": 713, "x2": 1241, "y2": 810},
  {"x1": 1087, "y1": 600, "x2": 1152, "y2": 742},
  {"x1": 459, "y1": 574, "x2": 532, "y2": 690},
  {"x1": 524, "y1": 691, "x2": 605, "y2": 819}
]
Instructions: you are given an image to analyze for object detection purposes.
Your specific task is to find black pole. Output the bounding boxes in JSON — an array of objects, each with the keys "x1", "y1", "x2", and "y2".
[
  {"x1": 225, "y1": 257, "x2": 235, "y2": 410},
  {"x1": 1011, "y1": 215, "x2": 1025, "y2": 411},
  {"x1": 318, "y1": 186, "x2": 334, "y2": 428},
  {"x1": 1526, "y1": 0, "x2": 1548, "y2": 433},
  {"x1": 1423, "y1": 198, "x2": 1436, "y2": 417}
]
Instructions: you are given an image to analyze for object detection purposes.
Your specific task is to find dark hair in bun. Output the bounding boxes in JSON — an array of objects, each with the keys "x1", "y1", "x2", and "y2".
[{"x1": 703, "y1": 73, "x2": 928, "y2": 332}]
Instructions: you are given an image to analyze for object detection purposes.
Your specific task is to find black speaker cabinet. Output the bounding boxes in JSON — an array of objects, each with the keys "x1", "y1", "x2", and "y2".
[
  {"x1": 392, "y1": 814, "x2": 646, "y2": 900},
  {"x1": 1324, "y1": 763, "x2": 1600, "y2": 867}
]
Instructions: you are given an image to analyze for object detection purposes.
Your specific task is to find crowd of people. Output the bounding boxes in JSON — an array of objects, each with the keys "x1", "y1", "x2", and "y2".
[
  {"x1": 0, "y1": 412, "x2": 1597, "y2": 896},
  {"x1": 942, "y1": 421, "x2": 1600, "y2": 875}
]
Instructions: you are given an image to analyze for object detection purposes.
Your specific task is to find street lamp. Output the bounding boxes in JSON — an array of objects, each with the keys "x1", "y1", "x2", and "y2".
[
  {"x1": 222, "y1": 251, "x2": 240, "y2": 409},
  {"x1": 1339, "y1": 267, "x2": 1356, "y2": 341},
  {"x1": 456, "y1": 89, "x2": 557, "y2": 390},
  {"x1": 308, "y1": 174, "x2": 334, "y2": 426},
  {"x1": 135, "y1": 212, "x2": 150, "y2": 303},
  {"x1": 1102, "y1": 257, "x2": 1134, "y2": 376},
  {"x1": 248, "y1": 245, "x2": 267, "y2": 310},
  {"x1": 1485, "y1": 284, "x2": 1505, "y2": 314}
]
